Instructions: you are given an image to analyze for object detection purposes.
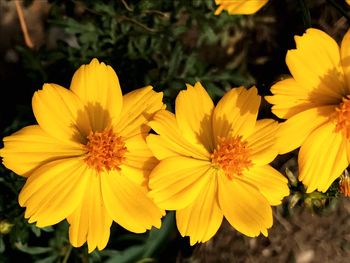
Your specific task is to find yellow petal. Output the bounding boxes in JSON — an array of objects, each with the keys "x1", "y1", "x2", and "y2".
[
  {"x1": 176, "y1": 172, "x2": 223, "y2": 245},
  {"x1": 149, "y1": 156, "x2": 211, "y2": 210},
  {"x1": 347, "y1": 141, "x2": 350, "y2": 164},
  {"x1": 67, "y1": 170, "x2": 112, "y2": 253},
  {"x1": 242, "y1": 165, "x2": 289, "y2": 206},
  {"x1": 101, "y1": 171, "x2": 164, "y2": 233},
  {"x1": 212, "y1": 86, "x2": 261, "y2": 142},
  {"x1": 115, "y1": 86, "x2": 164, "y2": 139},
  {"x1": 246, "y1": 119, "x2": 279, "y2": 166},
  {"x1": 19, "y1": 158, "x2": 89, "y2": 227},
  {"x1": 286, "y1": 28, "x2": 346, "y2": 102},
  {"x1": 70, "y1": 58, "x2": 123, "y2": 131},
  {"x1": 147, "y1": 110, "x2": 210, "y2": 160},
  {"x1": 214, "y1": 0, "x2": 268, "y2": 15},
  {"x1": 175, "y1": 82, "x2": 215, "y2": 152},
  {"x1": 298, "y1": 121, "x2": 348, "y2": 193},
  {"x1": 341, "y1": 28, "x2": 350, "y2": 94},
  {"x1": 121, "y1": 133, "x2": 158, "y2": 186},
  {"x1": 217, "y1": 175, "x2": 272, "y2": 237},
  {"x1": 265, "y1": 78, "x2": 319, "y2": 119},
  {"x1": 0, "y1": 125, "x2": 85, "y2": 176},
  {"x1": 277, "y1": 105, "x2": 335, "y2": 154},
  {"x1": 32, "y1": 83, "x2": 91, "y2": 144}
]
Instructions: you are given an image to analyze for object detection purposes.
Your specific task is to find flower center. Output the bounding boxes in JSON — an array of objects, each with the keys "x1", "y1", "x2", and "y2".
[
  {"x1": 335, "y1": 96, "x2": 350, "y2": 138},
  {"x1": 84, "y1": 128, "x2": 127, "y2": 172},
  {"x1": 211, "y1": 136, "x2": 252, "y2": 179}
]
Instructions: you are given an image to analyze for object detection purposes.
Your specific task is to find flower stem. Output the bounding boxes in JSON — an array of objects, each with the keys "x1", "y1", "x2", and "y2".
[
  {"x1": 297, "y1": 0, "x2": 311, "y2": 29},
  {"x1": 14, "y1": 0, "x2": 34, "y2": 49},
  {"x1": 62, "y1": 245, "x2": 72, "y2": 263}
]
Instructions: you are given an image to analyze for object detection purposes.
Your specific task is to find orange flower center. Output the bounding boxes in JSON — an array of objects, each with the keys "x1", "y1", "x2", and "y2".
[
  {"x1": 211, "y1": 136, "x2": 252, "y2": 179},
  {"x1": 335, "y1": 97, "x2": 350, "y2": 138},
  {"x1": 84, "y1": 128, "x2": 127, "y2": 172}
]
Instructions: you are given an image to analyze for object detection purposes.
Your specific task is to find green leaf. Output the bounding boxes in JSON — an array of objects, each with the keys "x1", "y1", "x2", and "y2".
[
  {"x1": 34, "y1": 255, "x2": 58, "y2": 263},
  {"x1": 104, "y1": 246, "x2": 145, "y2": 263},
  {"x1": 30, "y1": 224, "x2": 41, "y2": 237},
  {"x1": 142, "y1": 212, "x2": 175, "y2": 258},
  {"x1": 15, "y1": 242, "x2": 53, "y2": 255},
  {"x1": 0, "y1": 236, "x2": 5, "y2": 253}
]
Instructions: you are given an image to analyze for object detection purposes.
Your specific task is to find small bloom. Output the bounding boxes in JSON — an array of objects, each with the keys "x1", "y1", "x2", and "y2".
[
  {"x1": 339, "y1": 172, "x2": 350, "y2": 197},
  {"x1": 147, "y1": 83, "x2": 289, "y2": 245},
  {"x1": 266, "y1": 28, "x2": 350, "y2": 193},
  {"x1": 0, "y1": 220, "x2": 13, "y2": 234},
  {"x1": 0, "y1": 58, "x2": 165, "y2": 252},
  {"x1": 214, "y1": 0, "x2": 269, "y2": 15}
]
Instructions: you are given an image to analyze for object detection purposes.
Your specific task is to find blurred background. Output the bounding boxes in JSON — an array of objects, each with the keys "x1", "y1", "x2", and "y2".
[{"x1": 0, "y1": 0, "x2": 350, "y2": 262}]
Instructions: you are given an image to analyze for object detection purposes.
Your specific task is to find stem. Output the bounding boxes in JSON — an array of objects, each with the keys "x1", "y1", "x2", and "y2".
[
  {"x1": 62, "y1": 245, "x2": 72, "y2": 263},
  {"x1": 327, "y1": 0, "x2": 350, "y2": 22},
  {"x1": 119, "y1": 16, "x2": 159, "y2": 33},
  {"x1": 14, "y1": 0, "x2": 34, "y2": 48},
  {"x1": 297, "y1": 0, "x2": 311, "y2": 29},
  {"x1": 120, "y1": 0, "x2": 133, "y2": 12}
]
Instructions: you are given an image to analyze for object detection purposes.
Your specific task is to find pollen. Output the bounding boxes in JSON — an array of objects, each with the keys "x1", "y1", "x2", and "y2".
[
  {"x1": 84, "y1": 128, "x2": 127, "y2": 172},
  {"x1": 335, "y1": 96, "x2": 350, "y2": 138},
  {"x1": 211, "y1": 136, "x2": 252, "y2": 179}
]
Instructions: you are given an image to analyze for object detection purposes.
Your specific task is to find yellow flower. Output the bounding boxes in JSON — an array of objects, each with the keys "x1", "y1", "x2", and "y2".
[
  {"x1": 215, "y1": 0, "x2": 269, "y2": 15},
  {"x1": 147, "y1": 83, "x2": 289, "y2": 245},
  {"x1": 266, "y1": 28, "x2": 350, "y2": 193},
  {"x1": 0, "y1": 58, "x2": 165, "y2": 252}
]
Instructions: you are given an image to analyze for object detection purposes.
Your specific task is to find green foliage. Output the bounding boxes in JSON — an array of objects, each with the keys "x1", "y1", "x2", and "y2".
[{"x1": 18, "y1": 0, "x2": 254, "y2": 104}]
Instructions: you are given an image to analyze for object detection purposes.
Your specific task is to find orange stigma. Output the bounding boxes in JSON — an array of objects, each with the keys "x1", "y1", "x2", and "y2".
[
  {"x1": 335, "y1": 96, "x2": 350, "y2": 138},
  {"x1": 211, "y1": 136, "x2": 252, "y2": 179},
  {"x1": 84, "y1": 128, "x2": 127, "y2": 172}
]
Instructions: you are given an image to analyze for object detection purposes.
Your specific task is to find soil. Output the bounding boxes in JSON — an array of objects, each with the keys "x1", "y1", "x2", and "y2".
[{"x1": 192, "y1": 198, "x2": 350, "y2": 263}]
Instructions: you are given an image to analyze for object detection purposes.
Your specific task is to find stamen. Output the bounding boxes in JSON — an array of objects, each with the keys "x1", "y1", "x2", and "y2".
[
  {"x1": 335, "y1": 96, "x2": 350, "y2": 138},
  {"x1": 84, "y1": 128, "x2": 127, "y2": 172},
  {"x1": 211, "y1": 136, "x2": 252, "y2": 180}
]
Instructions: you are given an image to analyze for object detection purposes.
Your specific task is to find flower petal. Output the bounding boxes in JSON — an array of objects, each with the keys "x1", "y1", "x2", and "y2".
[
  {"x1": 147, "y1": 110, "x2": 210, "y2": 160},
  {"x1": 242, "y1": 165, "x2": 289, "y2": 206},
  {"x1": 32, "y1": 84, "x2": 91, "y2": 144},
  {"x1": 265, "y1": 78, "x2": 319, "y2": 119},
  {"x1": 286, "y1": 28, "x2": 346, "y2": 103},
  {"x1": 175, "y1": 82, "x2": 215, "y2": 152},
  {"x1": 214, "y1": 0, "x2": 268, "y2": 15},
  {"x1": 246, "y1": 119, "x2": 279, "y2": 166},
  {"x1": 176, "y1": 172, "x2": 223, "y2": 245},
  {"x1": 218, "y1": 175, "x2": 272, "y2": 237},
  {"x1": 115, "y1": 86, "x2": 164, "y2": 139},
  {"x1": 212, "y1": 87, "x2": 261, "y2": 142},
  {"x1": 70, "y1": 58, "x2": 123, "y2": 131},
  {"x1": 341, "y1": 28, "x2": 350, "y2": 93},
  {"x1": 298, "y1": 121, "x2": 348, "y2": 193},
  {"x1": 67, "y1": 170, "x2": 112, "y2": 253},
  {"x1": 277, "y1": 105, "x2": 335, "y2": 154},
  {"x1": 0, "y1": 125, "x2": 85, "y2": 176},
  {"x1": 19, "y1": 158, "x2": 89, "y2": 227},
  {"x1": 121, "y1": 133, "x2": 158, "y2": 186},
  {"x1": 101, "y1": 171, "x2": 164, "y2": 233},
  {"x1": 149, "y1": 156, "x2": 211, "y2": 210}
]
